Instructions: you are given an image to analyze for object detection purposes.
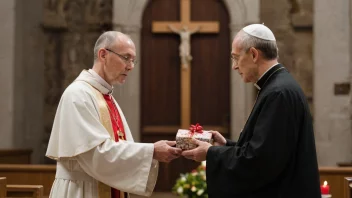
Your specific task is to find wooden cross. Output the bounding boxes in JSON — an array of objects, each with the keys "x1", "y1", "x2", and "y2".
[{"x1": 152, "y1": 0, "x2": 219, "y2": 129}]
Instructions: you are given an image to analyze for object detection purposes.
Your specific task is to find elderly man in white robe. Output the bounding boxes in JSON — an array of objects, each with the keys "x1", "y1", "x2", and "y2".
[{"x1": 46, "y1": 31, "x2": 182, "y2": 198}]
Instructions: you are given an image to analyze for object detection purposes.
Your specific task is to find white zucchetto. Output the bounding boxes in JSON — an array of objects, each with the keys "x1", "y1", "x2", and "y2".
[{"x1": 242, "y1": 24, "x2": 276, "y2": 41}]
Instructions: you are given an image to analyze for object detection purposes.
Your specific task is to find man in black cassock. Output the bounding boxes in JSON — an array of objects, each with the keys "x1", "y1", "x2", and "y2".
[{"x1": 182, "y1": 24, "x2": 321, "y2": 198}]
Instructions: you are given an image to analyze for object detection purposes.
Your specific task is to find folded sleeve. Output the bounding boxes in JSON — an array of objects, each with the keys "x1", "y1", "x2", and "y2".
[{"x1": 76, "y1": 139, "x2": 158, "y2": 197}]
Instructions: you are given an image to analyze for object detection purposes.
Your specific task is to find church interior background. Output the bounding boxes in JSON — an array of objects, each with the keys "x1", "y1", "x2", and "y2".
[{"x1": 1, "y1": 0, "x2": 352, "y2": 197}]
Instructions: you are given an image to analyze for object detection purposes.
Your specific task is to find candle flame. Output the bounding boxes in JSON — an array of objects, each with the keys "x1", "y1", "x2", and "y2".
[{"x1": 324, "y1": 181, "x2": 328, "y2": 186}]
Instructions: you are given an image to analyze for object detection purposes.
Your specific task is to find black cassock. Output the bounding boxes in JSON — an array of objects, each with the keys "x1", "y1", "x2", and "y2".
[{"x1": 206, "y1": 64, "x2": 321, "y2": 198}]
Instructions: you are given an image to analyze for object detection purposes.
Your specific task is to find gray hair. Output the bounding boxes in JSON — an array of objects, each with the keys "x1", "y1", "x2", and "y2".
[
  {"x1": 237, "y1": 31, "x2": 278, "y2": 60},
  {"x1": 93, "y1": 31, "x2": 119, "y2": 62}
]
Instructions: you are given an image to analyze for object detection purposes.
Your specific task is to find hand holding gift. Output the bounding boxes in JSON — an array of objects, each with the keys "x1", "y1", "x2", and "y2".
[
  {"x1": 182, "y1": 138, "x2": 212, "y2": 162},
  {"x1": 153, "y1": 140, "x2": 182, "y2": 163},
  {"x1": 181, "y1": 130, "x2": 227, "y2": 162},
  {"x1": 210, "y1": 130, "x2": 227, "y2": 146}
]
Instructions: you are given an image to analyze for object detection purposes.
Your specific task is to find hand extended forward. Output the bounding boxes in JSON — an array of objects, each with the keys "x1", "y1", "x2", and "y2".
[
  {"x1": 210, "y1": 130, "x2": 226, "y2": 146},
  {"x1": 153, "y1": 140, "x2": 182, "y2": 163},
  {"x1": 182, "y1": 131, "x2": 226, "y2": 162}
]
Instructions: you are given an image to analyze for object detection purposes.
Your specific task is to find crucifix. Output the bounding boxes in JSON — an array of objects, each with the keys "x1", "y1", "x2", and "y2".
[{"x1": 152, "y1": 0, "x2": 219, "y2": 129}]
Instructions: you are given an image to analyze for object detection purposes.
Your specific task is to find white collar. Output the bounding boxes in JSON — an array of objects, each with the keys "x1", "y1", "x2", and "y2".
[
  {"x1": 254, "y1": 63, "x2": 280, "y2": 90},
  {"x1": 88, "y1": 69, "x2": 113, "y2": 91},
  {"x1": 75, "y1": 70, "x2": 114, "y2": 95}
]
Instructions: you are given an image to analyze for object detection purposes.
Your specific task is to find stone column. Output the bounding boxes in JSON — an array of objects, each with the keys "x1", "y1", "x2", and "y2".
[
  {"x1": 314, "y1": 0, "x2": 352, "y2": 166},
  {"x1": 0, "y1": 0, "x2": 16, "y2": 148},
  {"x1": 13, "y1": 0, "x2": 44, "y2": 163},
  {"x1": 225, "y1": 0, "x2": 259, "y2": 140},
  {"x1": 113, "y1": 24, "x2": 142, "y2": 142},
  {"x1": 0, "y1": 0, "x2": 44, "y2": 162},
  {"x1": 112, "y1": 0, "x2": 149, "y2": 142},
  {"x1": 229, "y1": 24, "x2": 254, "y2": 140}
]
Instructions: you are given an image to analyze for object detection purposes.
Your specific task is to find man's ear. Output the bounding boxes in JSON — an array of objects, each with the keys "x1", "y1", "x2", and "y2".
[
  {"x1": 98, "y1": 48, "x2": 108, "y2": 62},
  {"x1": 250, "y1": 47, "x2": 259, "y2": 62}
]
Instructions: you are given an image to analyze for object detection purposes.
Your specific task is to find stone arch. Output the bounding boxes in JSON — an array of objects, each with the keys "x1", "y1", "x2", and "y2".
[{"x1": 112, "y1": 0, "x2": 259, "y2": 141}]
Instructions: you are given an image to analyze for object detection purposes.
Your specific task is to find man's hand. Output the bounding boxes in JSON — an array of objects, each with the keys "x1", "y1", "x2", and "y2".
[
  {"x1": 210, "y1": 131, "x2": 226, "y2": 146},
  {"x1": 153, "y1": 140, "x2": 182, "y2": 163},
  {"x1": 182, "y1": 139, "x2": 212, "y2": 162}
]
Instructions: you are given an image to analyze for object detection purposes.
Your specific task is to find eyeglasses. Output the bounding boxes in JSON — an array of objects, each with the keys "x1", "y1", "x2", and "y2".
[
  {"x1": 231, "y1": 50, "x2": 248, "y2": 66},
  {"x1": 231, "y1": 56, "x2": 239, "y2": 66},
  {"x1": 105, "y1": 48, "x2": 138, "y2": 66}
]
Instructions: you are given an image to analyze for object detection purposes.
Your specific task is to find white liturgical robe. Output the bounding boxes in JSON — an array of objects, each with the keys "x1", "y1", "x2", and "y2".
[{"x1": 46, "y1": 70, "x2": 158, "y2": 198}]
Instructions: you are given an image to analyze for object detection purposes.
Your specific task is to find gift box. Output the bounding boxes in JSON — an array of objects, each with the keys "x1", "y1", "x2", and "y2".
[{"x1": 176, "y1": 123, "x2": 213, "y2": 150}]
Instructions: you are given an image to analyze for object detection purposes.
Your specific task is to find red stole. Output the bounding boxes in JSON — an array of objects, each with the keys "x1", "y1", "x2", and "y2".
[{"x1": 103, "y1": 95, "x2": 126, "y2": 198}]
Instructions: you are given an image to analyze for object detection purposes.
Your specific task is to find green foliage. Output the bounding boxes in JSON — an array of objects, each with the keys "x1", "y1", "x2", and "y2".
[{"x1": 172, "y1": 161, "x2": 208, "y2": 198}]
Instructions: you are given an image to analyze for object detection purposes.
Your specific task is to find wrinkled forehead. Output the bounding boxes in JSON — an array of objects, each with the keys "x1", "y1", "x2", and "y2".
[
  {"x1": 231, "y1": 36, "x2": 243, "y2": 55},
  {"x1": 116, "y1": 37, "x2": 136, "y2": 57}
]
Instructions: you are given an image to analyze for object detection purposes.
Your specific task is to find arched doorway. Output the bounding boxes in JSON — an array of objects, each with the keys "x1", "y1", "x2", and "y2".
[{"x1": 141, "y1": 0, "x2": 231, "y2": 191}]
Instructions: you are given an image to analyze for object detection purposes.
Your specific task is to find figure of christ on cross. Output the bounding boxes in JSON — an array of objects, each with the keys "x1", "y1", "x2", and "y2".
[
  {"x1": 152, "y1": 0, "x2": 219, "y2": 129},
  {"x1": 168, "y1": 25, "x2": 201, "y2": 69}
]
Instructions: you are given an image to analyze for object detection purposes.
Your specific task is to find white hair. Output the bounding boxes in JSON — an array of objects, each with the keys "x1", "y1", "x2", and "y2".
[{"x1": 93, "y1": 31, "x2": 119, "y2": 62}]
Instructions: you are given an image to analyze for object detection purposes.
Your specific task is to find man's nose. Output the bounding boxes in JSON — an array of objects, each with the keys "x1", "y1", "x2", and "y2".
[
  {"x1": 232, "y1": 64, "x2": 238, "y2": 70},
  {"x1": 126, "y1": 63, "x2": 134, "y2": 71}
]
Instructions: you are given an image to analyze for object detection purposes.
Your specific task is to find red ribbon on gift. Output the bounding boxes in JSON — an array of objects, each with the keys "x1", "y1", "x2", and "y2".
[{"x1": 189, "y1": 123, "x2": 203, "y2": 137}]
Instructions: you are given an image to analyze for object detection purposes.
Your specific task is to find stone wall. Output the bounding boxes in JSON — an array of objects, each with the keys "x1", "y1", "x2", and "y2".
[
  {"x1": 261, "y1": 0, "x2": 314, "y2": 113},
  {"x1": 314, "y1": 0, "x2": 352, "y2": 166},
  {"x1": 42, "y1": 0, "x2": 112, "y2": 163},
  {"x1": 261, "y1": 0, "x2": 352, "y2": 166}
]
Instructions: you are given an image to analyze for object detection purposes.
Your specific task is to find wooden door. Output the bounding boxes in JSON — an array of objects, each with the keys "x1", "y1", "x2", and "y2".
[{"x1": 141, "y1": 0, "x2": 230, "y2": 191}]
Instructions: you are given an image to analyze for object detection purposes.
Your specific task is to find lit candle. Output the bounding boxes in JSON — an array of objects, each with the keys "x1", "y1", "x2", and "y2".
[{"x1": 320, "y1": 181, "x2": 330, "y2": 194}]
